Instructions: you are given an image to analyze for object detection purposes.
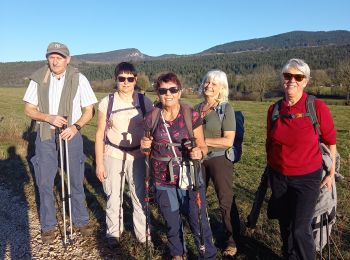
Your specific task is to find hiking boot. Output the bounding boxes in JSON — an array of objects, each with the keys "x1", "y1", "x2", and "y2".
[
  {"x1": 223, "y1": 243, "x2": 237, "y2": 257},
  {"x1": 76, "y1": 223, "x2": 94, "y2": 236},
  {"x1": 41, "y1": 229, "x2": 56, "y2": 244},
  {"x1": 107, "y1": 237, "x2": 120, "y2": 248}
]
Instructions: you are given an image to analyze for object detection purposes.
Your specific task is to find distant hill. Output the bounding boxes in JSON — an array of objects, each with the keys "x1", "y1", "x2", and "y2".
[
  {"x1": 1, "y1": 30, "x2": 350, "y2": 87},
  {"x1": 69, "y1": 30, "x2": 350, "y2": 63},
  {"x1": 201, "y1": 30, "x2": 350, "y2": 54},
  {"x1": 72, "y1": 48, "x2": 152, "y2": 63}
]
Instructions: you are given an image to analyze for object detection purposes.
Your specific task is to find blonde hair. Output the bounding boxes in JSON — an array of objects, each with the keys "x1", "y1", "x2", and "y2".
[{"x1": 199, "y1": 70, "x2": 229, "y2": 103}]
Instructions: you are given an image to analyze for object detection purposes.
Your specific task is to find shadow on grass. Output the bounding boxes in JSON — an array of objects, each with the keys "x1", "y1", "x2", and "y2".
[{"x1": 0, "y1": 146, "x2": 32, "y2": 259}]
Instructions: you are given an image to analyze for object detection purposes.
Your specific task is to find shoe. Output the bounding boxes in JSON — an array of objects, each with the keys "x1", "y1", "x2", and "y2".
[
  {"x1": 76, "y1": 223, "x2": 94, "y2": 236},
  {"x1": 107, "y1": 237, "x2": 120, "y2": 248},
  {"x1": 41, "y1": 229, "x2": 56, "y2": 244},
  {"x1": 223, "y1": 244, "x2": 237, "y2": 257}
]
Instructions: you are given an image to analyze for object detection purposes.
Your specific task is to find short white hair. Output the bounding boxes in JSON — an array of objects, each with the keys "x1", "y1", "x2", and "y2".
[
  {"x1": 282, "y1": 58, "x2": 311, "y2": 79},
  {"x1": 199, "y1": 70, "x2": 229, "y2": 103}
]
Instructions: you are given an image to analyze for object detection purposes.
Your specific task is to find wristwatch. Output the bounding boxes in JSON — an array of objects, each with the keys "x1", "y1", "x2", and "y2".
[{"x1": 73, "y1": 123, "x2": 81, "y2": 131}]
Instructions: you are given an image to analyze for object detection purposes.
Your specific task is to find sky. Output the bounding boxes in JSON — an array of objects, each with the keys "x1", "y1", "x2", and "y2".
[{"x1": 1, "y1": 0, "x2": 349, "y2": 62}]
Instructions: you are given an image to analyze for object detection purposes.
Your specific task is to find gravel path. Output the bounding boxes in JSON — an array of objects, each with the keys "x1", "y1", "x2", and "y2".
[{"x1": 0, "y1": 184, "x2": 128, "y2": 260}]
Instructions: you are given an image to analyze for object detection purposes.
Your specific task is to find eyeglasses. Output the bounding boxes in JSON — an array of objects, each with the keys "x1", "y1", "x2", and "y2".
[
  {"x1": 283, "y1": 73, "x2": 305, "y2": 82},
  {"x1": 158, "y1": 87, "x2": 179, "y2": 95},
  {"x1": 117, "y1": 76, "x2": 135, "y2": 83}
]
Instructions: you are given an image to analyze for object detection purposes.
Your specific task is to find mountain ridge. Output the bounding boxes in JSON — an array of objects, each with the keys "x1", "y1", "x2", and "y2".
[{"x1": 68, "y1": 30, "x2": 350, "y2": 63}]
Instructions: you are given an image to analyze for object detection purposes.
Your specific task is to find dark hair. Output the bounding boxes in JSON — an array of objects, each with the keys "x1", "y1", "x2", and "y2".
[
  {"x1": 155, "y1": 72, "x2": 182, "y2": 91},
  {"x1": 114, "y1": 62, "x2": 137, "y2": 78}
]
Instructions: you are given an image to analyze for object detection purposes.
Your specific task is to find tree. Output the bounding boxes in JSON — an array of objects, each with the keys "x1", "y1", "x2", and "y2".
[
  {"x1": 335, "y1": 60, "x2": 350, "y2": 105},
  {"x1": 251, "y1": 65, "x2": 278, "y2": 101},
  {"x1": 136, "y1": 72, "x2": 151, "y2": 93},
  {"x1": 310, "y1": 70, "x2": 331, "y2": 88}
]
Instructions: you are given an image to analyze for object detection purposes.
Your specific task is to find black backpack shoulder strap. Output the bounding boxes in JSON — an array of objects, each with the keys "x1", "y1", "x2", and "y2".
[
  {"x1": 306, "y1": 95, "x2": 321, "y2": 136},
  {"x1": 216, "y1": 102, "x2": 227, "y2": 122},
  {"x1": 271, "y1": 99, "x2": 282, "y2": 128},
  {"x1": 137, "y1": 92, "x2": 146, "y2": 117},
  {"x1": 150, "y1": 107, "x2": 161, "y2": 136},
  {"x1": 181, "y1": 103, "x2": 194, "y2": 139},
  {"x1": 104, "y1": 93, "x2": 115, "y2": 142}
]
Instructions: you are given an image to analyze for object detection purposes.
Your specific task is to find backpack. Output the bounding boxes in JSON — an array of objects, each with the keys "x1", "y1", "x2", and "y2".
[
  {"x1": 104, "y1": 92, "x2": 146, "y2": 151},
  {"x1": 216, "y1": 102, "x2": 245, "y2": 163},
  {"x1": 271, "y1": 95, "x2": 342, "y2": 255}
]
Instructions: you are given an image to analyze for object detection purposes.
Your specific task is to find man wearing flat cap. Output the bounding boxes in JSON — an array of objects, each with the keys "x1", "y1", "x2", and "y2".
[{"x1": 23, "y1": 42, "x2": 97, "y2": 244}]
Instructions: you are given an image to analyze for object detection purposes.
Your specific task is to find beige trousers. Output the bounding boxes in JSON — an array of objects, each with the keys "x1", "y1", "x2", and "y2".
[{"x1": 103, "y1": 155, "x2": 148, "y2": 242}]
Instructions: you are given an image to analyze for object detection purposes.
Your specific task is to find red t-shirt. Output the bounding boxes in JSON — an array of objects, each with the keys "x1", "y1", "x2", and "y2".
[{"x1": 266, "y1": 92, "x2": 336, "y2": 176}]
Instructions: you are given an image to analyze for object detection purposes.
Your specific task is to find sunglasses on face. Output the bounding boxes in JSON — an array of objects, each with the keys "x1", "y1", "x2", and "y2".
[
  {"x1": 158, "y1": 86, "x2": 179, "y2": 95},
  {"x1": 117, "y1": 76, "x2": 135, "y2": 83},
  {"x1": 283, "y1": 73, "x2": 305, "y2": 82}
]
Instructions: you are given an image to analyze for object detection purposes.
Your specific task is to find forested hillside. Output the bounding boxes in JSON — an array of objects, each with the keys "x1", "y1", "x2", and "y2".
[
  {"x1": 201, "y1": 30, "x2": 350, "y2": 53},
  {"x1": 1, "y1": 31, "x2": 349, "y2": 102}
]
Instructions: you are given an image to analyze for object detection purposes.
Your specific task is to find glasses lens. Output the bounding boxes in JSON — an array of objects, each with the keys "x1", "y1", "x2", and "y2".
[
  {"x1": 294, "y1": 75, "x2": 305, "y2": 82},
  {"x1": 158, "y1": 87, "x2": 179, "y2": 95},
  {"x1": 118, "y1": 76, "x2": 135, "y2": 82},
  {"x1": 117, "y1": 76, "x2": 126, "y2": 82},
  {"x1": 283, "y1": 73, "x2": 292, "y2": 81},
  {"x1": 168, "y1": 87, "x2": 179, "y2": 94},
  {"x1": 283, "y1": 73, "x2": 305, "y2": 82}
]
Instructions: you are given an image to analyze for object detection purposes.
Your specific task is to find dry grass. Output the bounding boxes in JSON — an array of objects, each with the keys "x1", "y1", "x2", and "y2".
[{"x1": 0, "y1": 87, "x2": 349, "y2": 259}]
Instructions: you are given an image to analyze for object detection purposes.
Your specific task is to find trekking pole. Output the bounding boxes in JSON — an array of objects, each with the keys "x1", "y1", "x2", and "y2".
[
  {"x1": 143, "y1": 127, "x2": 152, "y2": 260},
  {"x1": 58, "y1": 129, "x2": 67, "y2": 245},
  {"x1": 326, "y1": 214, "x2": 331, "y2": 260},
  {"x1": 190, "y1": 137, "x2": 205, "y2": 256},
  {"x1": 119, "y1": 132, "x2": 128, "y2": 239},
  {"x1": 64, "y1": 123, "x2": 74, "y2": 243},
  {"x1": 246, "y1": 166, "x2": 269, "y2": 228},
  {"x1": 320, "y1": 214, "x2": 323, "y2": 260}
]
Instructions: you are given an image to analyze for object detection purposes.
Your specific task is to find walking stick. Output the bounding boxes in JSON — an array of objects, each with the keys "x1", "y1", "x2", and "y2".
[
  {"x1": 143, "y1": 128, "x2": 152, "y2": 260},
  {"x1": 190, "y1": 138, "x2": 205, "y2": 256},
  {"x1": 119, "y1": 132, "x2": 128, "y2": 239},
  {"x1": 58, "y1": 130, "x2": 67, "y2": 244},
  {"x1": 246, "y1": 166, "x2": 269, "y2": 228},
  {"x1": 59, "y1": 123, "x2": 73, "y2": 244}
]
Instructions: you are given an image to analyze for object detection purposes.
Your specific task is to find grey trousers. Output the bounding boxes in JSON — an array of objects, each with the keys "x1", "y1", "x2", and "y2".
[{"x1": 31, "y1": 132, "x2": 89, "y2": 232}]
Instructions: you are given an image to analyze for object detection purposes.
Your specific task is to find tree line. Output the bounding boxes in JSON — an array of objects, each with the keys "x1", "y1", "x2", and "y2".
[
  {"x1": 1, "y1": 44, "x2": 349, "y2": 103},
  {"x1": 86, "y1": 45, "x2": 350, "y2": 103}
]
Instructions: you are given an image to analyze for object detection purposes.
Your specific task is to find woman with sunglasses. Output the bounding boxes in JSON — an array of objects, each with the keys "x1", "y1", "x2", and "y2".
[
  {"x1": 95, "y1": 62, "x2": 154, "y2": 247},
  {"x1": 140, "y1": 72, "x2": 217, "y2": 259},
  {"x1": 194, "y1": 70, "x2": 239, "y2": 257},
  {"x1": 266, "y1": 58, "x2": 336, "y2": 259}
]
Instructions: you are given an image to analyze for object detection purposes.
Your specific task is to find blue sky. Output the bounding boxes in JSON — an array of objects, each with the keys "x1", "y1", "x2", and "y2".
[{"x1": 1, "y1": 0, "x2": 349, "y2": 62}]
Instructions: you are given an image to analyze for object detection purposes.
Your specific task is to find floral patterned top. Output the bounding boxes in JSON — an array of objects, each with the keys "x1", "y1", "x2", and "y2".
[{"x1": 144, "y1": 107, "x2": 202, "y2": 187}]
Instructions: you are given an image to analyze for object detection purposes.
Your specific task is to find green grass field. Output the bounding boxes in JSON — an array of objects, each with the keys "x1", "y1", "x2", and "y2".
[{"x1": 0, "y1": 87, "x2": 349, "y2": 259}]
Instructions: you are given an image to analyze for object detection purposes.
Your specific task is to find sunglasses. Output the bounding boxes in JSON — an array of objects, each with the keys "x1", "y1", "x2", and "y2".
[
  {"x1": 283, "y1": 73, "x2": 305, "y2": 82},
  {"x1": 117, "y1": 76, "x2": 135, "y2": 83},
  {"x1": 158, "y1": 87, "x2": 179, "y2": 95}
]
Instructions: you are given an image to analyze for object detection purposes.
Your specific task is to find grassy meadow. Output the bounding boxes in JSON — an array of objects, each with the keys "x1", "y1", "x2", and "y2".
[{"x1": 0, "y1": 87, "x2": 349, "y2": 259}]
